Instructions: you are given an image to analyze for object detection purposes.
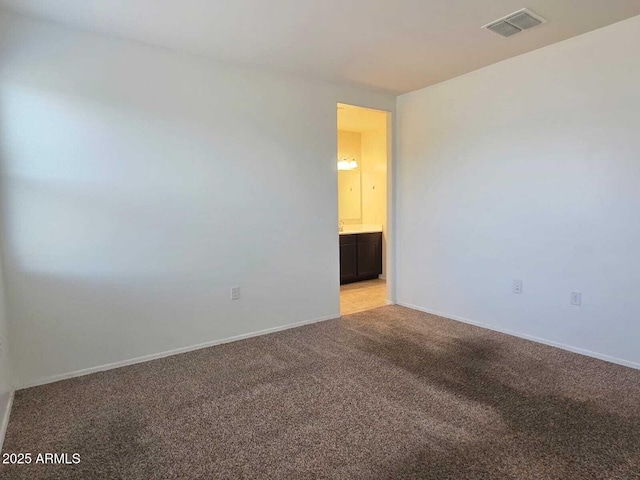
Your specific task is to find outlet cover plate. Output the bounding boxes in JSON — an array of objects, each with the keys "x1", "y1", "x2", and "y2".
[
  {"x1": 231, "y1": 286, "x2": 240, "y2": 300},
  {"x1": 512, "y1": 279, "x2": 523, "y2": 294},
  {"x1": 570, "y1": 291, "x2": 582, "y2": 306}
]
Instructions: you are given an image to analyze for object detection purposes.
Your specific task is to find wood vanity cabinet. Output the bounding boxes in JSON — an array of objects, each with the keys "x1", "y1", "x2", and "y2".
[{"x1": 339, "y1": 232, "x2": 382, "y2": 284}]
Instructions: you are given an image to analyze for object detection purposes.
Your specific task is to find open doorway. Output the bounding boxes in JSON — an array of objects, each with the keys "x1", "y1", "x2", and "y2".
[{"x1": 337, "y1": 103, "x2": 389, "y2": 315}]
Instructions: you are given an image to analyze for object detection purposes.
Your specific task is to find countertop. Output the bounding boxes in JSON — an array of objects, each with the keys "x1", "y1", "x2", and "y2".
[{"x1": 339, "y1": 224, "x2": 383, "y2": 235}]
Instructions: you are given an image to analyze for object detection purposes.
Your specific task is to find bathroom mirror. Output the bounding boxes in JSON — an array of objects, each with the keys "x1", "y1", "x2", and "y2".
[{"x1": 338, "y1": 169, "x2": 361, "y2": 221}]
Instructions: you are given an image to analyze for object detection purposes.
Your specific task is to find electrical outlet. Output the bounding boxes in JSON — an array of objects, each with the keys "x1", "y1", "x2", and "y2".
[
  {"x1": 570, "y1": 291, "x2": 581, "y2": 306},
  {"x1": 231, "y1": 286, "x2": 240, "y2": 301},
  {"x1": 512, "y1": 279, "x2": 523, "y2": 294}
]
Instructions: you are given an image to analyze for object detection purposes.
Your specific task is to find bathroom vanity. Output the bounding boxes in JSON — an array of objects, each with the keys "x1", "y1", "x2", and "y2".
[{"x1": 339, "y1": 225, "x2": 382, "y2": 284}]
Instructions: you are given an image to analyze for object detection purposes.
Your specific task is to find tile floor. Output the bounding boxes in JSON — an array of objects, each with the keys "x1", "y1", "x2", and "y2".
[{"x1": 340, "y1": 278, "x2": 387, "y2": 315}]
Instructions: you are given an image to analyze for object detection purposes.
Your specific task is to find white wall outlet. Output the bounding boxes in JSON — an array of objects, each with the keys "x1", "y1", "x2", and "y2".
[
  {"x1": 512, "y1": 279, "x2": 523, "y2": 294},
  {"x1": 231, "y1": 286, "x2": 240, "y2": 300},
  {"x1": 570, "y1": 291, "x2": 582, "y2": 306}
]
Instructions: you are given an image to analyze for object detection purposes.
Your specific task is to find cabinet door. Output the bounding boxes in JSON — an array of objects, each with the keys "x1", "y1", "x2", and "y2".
[
  {"x1": 357, "y1": 233, "x2": 382, "y2": 278},
  {"x1": 340, "y1": 236, "x2": 358, "y2": 284}
]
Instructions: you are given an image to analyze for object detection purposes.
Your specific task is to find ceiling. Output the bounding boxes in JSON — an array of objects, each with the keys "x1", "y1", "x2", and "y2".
[
  {"x1": 1, "y1": 1, "x2": 639, "y2": 94},
  {"x1": 338, "y1": 104, "x2": 387, "y2": 133}
]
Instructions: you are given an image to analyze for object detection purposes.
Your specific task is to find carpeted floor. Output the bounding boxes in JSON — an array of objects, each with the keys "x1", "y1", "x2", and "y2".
[{"x1": 2, "y1": 305, "x2": 639, "y2": 479}]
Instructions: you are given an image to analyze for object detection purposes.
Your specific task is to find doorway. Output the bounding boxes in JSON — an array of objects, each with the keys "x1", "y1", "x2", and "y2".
[{"x1": 337, "y1": 103, "x2": 390, "y2": 315}]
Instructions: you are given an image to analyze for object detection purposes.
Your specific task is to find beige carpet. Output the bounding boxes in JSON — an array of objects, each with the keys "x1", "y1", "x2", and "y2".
[{"x1": 2, "y1": 305, "x2": 639, "y2": 479}]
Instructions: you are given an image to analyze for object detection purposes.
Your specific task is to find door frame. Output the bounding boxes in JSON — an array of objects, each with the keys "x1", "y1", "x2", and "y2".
[{"x1": 336, "y1": 103, "x2": 395, "y2": 312}]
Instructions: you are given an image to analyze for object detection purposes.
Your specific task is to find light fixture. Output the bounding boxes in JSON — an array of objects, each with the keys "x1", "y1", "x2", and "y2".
[{"x1": 337, "y1": 156, "x2": 358, "y2": 170}]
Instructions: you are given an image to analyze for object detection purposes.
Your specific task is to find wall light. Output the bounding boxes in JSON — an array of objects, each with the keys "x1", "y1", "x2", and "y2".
[{"x1": 337, "y1": 157, "x2": 358, "y2": 170}]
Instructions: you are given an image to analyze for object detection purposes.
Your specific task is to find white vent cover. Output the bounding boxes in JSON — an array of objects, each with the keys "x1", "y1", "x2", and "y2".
[{"x1": 483, "y1": 8, "x2": 547, "y2": 38}]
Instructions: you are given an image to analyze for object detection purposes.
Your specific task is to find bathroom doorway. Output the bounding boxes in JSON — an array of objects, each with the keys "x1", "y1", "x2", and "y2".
[{"x1": 337, "y1": 103, "x2": 390, "y2": 315}]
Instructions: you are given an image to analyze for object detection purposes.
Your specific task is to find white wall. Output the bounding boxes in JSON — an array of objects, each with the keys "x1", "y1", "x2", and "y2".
[
  {"x1": 0, "y1": 11, "x2": 395, "y2": 387},
  {"x1": 0, "y1": 252, "x2": 13, "y2": 447},
  {"x1": 397, "y1": 15, "x2": 640, "y2": 368},
  {"x1": 361, "y1": 127, "x2": 387, "y2": 277}
]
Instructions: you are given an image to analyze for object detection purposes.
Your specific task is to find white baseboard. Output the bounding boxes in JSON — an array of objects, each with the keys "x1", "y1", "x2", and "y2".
[
  {"x1": 397, "y1": 302, "x2": 640, "y2": 370},
  {"x1": 18, "y1": 313, "x2": 339, "y2": 390},
  {"x1": 0, "y1": 390, "x2": 14, "y2": 452}
]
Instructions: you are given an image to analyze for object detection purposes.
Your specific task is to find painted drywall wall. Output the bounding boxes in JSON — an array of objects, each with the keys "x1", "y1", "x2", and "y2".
[
  {"x1": 361, "y1": 127, "x2": 387, "y2": 278},
  {"x1": 396, "y1": 15, "x2": 640, "y2": 367},
  {"x1": 0, "y1": 251, "x2": 13, "y2": 447},
  {"x1": 0, "y1": 10, "x2": 395, "y2": 387},
  {"x1": 337, "y1": 130, "x2": 362, "y2": 223}
]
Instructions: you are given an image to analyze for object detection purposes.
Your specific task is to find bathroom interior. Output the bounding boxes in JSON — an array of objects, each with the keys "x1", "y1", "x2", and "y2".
[{"x1": 337, "y1": 103, "x2": 388, "y2": 315}]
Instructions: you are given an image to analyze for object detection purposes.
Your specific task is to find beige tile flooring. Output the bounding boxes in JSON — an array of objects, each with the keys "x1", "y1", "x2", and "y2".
[{"x1": 340, "y1": 278, "x2": 387, "y2": 315}]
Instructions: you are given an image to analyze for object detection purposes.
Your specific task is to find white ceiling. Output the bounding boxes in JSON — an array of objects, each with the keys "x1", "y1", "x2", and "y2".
[{"x1": 1, "y1": 0, "x2": 639, "y2": 94}]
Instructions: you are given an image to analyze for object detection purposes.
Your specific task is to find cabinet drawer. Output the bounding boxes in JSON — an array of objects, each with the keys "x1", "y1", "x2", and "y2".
[
  {"x1": 357, "y1": 232, "x2": 381, "y2": 243},
  {"x1": 340, "y1": 234, "x2": 357, "y2": 245}
]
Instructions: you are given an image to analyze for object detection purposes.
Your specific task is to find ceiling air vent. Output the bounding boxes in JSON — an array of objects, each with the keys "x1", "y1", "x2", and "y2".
[{"x1": 483, "y1": 8, "x2": 547, "y2": 38}]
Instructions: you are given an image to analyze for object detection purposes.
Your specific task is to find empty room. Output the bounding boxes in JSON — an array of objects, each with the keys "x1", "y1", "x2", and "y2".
[{"x1": 0, "y1": 1, "x2": 639, "y2": 479}]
